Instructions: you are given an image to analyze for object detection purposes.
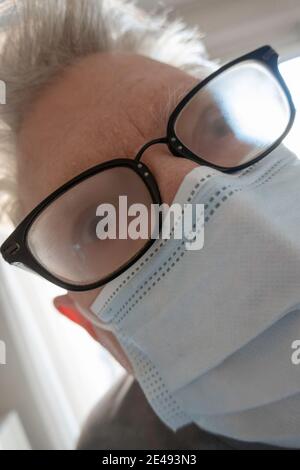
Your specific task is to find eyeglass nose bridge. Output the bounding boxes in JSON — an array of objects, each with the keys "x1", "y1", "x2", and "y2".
[{"x1": 134, "y1": 136, "x2": 168, "y2": 162}]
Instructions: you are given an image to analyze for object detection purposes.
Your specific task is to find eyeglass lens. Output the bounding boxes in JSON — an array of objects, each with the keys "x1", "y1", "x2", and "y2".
[
  {"x1": 27, "y1": 167, "x2": 154, "y2": 286},
  {"x1": 174, "y1": 59, "x2": 290, "y2": 168}
]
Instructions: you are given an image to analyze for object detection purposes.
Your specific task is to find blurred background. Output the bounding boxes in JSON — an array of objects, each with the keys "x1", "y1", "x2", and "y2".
[{"x1": 0, "y1": 0, "x2": 299, "y2": 450}]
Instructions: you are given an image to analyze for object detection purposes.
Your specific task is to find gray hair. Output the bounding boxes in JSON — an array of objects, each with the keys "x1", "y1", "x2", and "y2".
[{"x1": 0, "y1": 0, "x2": 213, "y2": 223}]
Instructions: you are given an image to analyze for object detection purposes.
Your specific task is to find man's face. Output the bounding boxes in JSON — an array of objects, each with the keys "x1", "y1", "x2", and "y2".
[{"x1": 17, "y1": 52, "x2": 201, "y2": 370}]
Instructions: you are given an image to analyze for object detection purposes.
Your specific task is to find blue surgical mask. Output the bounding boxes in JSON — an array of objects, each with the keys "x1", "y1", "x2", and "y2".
[{"x1": 91, "y1": 144, "x2": 300, "y2": 448}]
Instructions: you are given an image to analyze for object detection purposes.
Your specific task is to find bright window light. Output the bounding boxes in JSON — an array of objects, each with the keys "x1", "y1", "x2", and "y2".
[{"x1": 279, "y1": 57, "x2": 300, "y2": 156}]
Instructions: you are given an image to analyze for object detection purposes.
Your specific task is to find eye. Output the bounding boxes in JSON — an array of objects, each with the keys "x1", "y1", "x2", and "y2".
[
  {"x1": 71, "y1": 205, "x2": 100, "y2": 249},
  {"x1": 201, "y1": 104, "x2": 232, "y2": 138}
]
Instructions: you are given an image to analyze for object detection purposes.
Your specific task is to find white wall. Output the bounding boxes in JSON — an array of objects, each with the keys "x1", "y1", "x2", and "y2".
[
  {"x1": 140, "y1": 0, "x2": 300, "y2": 61},
  {"x1": 0, "y1": 309, "x2": 53, "y2": 449}
]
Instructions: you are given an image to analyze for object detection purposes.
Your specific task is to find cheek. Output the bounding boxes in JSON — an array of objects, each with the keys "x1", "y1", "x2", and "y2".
[
  {"x1": 69, "y1": 288, "x2": 114, "y2": 331},
  {"x1": 69, "y1": 289, "x2": 101, "y2": 317}
]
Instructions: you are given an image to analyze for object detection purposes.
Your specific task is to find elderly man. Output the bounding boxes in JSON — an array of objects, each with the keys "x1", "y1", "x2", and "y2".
[{"x1": 0, "y1": 0, "x2": 300, "y2": 450}]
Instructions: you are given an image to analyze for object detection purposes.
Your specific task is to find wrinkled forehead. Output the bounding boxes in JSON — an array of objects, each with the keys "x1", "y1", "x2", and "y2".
[{"x1": 16, "y1": 52, "x2": 198, "y2": 215}]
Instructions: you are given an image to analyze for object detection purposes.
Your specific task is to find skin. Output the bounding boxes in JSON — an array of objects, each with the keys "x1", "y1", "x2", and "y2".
[{"x1": 17, "y1": 52, "x2": 202, "y2": 372}]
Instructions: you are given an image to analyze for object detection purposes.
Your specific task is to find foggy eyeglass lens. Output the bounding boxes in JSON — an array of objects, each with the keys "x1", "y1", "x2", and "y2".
[
  {"x1": 27, "y1": 167, "x2": 154, "y2": 286},
  {"x1": 175, "y1": 60, "x2": 291, "y2": 167}
]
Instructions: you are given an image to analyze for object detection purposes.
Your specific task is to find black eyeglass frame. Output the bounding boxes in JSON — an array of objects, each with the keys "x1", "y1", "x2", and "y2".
[
  {"x1": 0, "y1": 45, "x2": 296, "y2": 291},
  {"x1": 167, "y1": 45, "x2": 296, "y2": 172},
  {"x1": 1, "y1": 159, "x2": 162, "y2": 291}
]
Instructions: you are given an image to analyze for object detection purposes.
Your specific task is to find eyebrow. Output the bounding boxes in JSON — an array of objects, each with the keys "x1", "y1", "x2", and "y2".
[{"x1": 148, "y1": 82, "x2": 195, "y2": 133}]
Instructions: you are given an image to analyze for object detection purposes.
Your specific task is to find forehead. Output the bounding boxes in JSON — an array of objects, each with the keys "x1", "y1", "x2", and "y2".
[{"x1": 17, "y1": 52, "x2": 197, "y2": 214}]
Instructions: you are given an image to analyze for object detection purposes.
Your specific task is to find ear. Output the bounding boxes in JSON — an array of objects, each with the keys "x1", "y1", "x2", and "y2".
[{"x1": 53, "y1": 294, "x2": 97, "y2": 340}]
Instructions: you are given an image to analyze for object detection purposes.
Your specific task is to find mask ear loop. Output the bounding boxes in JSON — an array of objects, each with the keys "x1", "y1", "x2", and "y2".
[
  {"x1": 135, "y1": 137, "x2": 168, "y2": 162},
  {"x1": 74, "y1": 297, "x2": 115, "y2": 332}
]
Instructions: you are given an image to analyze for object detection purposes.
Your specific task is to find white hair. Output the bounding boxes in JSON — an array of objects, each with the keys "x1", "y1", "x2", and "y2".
[{"x1": 0, "y1": 0, "x2": 213, "y2": 224}]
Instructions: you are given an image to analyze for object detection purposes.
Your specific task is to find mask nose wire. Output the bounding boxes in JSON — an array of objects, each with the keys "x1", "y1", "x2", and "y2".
[{"x1": 134, "y1": 136, "x2": 168, "y2": 162}]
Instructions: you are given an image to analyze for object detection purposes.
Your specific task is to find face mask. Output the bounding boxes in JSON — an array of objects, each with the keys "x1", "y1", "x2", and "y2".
[{"x1": 91, "y1": 144, "x2": 300, "y2": 448}]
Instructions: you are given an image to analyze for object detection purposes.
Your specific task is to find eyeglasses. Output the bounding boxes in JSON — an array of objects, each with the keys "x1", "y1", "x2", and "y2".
[{"x1": 1, "y1": 45, "x2": 295, "y2": 291}]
